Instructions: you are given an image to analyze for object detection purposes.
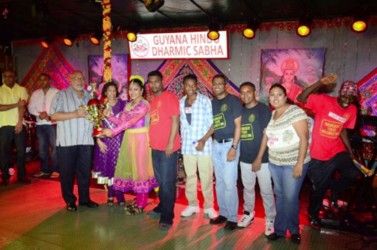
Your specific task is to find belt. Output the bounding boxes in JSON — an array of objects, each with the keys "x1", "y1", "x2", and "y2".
[{"x1": 216, "y1": 138, "x2": 232, "y2": 143}]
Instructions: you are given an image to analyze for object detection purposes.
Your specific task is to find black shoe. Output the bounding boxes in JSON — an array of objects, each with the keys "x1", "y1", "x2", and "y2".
[
  {"x1": 1, "y1": 179, "x2": 9, "y2": 186},
  {"x1": 66, "y1": 203, "x2": 77, "y2": 212},
  {"x1": 210, "y1": 215, "x2": 227, "y2": 224},
  {"x1": 224, "y1": 221, "x2": 237, "y2": 231},
  {"x1": 18, "y1": 176, "x2": 31, "y2": 184},
  {"x1": 309, "y1": 217, "x2": 321, "y2": 230},
  {"x1": 267, "y1": 233, "x2": 284, "y2": 241},
  {"x1": 159, "y1": 222, "x2": 172, "y2": 231},
  {"x1": 79, "y1": 200, "x2": 99, "y2": 208},
  {"x1": 290, "y1": 234, "x2": 301, "y2": 244}
]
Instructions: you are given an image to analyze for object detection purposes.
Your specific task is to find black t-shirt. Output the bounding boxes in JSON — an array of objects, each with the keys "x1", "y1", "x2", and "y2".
[
  {"x1": 240, "y1": 102, "x2": 271, "y2": 164},
  {"x1": 212, "y1": 94, "x2": 242, "y2": 140},
  {"x1": 184, "y1": 99, "x2": 192, "y2": 125}
]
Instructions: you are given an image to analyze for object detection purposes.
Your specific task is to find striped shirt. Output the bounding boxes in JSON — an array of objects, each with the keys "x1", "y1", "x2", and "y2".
[
  {"x1": 180, "y1": 93, "x2": 213, "y2": 155},
  {"x1": 266, "y1": 105, "x2": 310, "y2": 166},
  {"x1": 50, "y1": 86, "x2": 94, "y2": 147}
]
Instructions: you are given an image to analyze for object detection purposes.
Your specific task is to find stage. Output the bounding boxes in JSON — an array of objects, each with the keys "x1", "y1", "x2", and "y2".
[{"x1": 0, "y1": 161, "x2": 376, "y2": 250}]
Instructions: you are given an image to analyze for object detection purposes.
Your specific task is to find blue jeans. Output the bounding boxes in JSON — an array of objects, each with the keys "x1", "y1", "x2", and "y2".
[
  {"x1": 269, "y1": 162, "x2": 308, "y2": 235},
  {"x1": 212, "y1": 141, "x2": 239, "y2": 223},
  {"x1": 36, "y1": 125, "x2": 58, "y2": 173},
  {"x1": 152, "y1": 149, "x2": 178, "y2": 225}
]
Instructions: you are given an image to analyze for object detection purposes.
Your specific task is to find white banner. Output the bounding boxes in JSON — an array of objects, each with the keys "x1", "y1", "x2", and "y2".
[{"x1": 128, "y1": 31, "x2": 228, "y2": 59}]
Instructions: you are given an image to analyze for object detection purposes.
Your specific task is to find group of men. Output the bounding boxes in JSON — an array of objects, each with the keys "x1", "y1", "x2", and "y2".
[{"x1": 0, "y1": 68, "x2": 360, "y2": 234}]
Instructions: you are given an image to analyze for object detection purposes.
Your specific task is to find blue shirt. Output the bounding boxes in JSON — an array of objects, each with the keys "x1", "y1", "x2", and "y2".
[{"x1": 180, "y1": 93, "x2": 213, "y2": 155}]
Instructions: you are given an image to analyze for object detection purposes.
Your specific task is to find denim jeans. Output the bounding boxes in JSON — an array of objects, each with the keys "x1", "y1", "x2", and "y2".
[
  {"x1": 212, "y1": 141, "x2": 239, "y2": 223},
  {"x1": 36, "y1": 125, "x2": 58, "y2": 173},
  {"x1": 307, "y1": 151, "x2": 358, "y2": 218},
  {"x1": 269, "y1": 162, "x2": 308, "y2": 235},
  {"x1": 0, "y1": 125, "x2": 26, "y2": 180},
  {"x1": 240, "y1": 162, "x2": 276, "y2": 221},
  {"x1": 152, "y1": 149, "x2": 178, "y2": 225},
  {"x1": 57, "y1": 145, "x2": 93, "y2": 204}
]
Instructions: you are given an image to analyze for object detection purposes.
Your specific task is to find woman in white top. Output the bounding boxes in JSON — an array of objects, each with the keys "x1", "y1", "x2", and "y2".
[{"x1": 253, "y1": 83, "x2": 310, "y2": 244}]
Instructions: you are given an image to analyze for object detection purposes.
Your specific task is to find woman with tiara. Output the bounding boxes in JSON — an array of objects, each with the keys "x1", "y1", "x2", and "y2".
[{"x1": 103, "y1": 75, "x2": 157, "y2": 215}]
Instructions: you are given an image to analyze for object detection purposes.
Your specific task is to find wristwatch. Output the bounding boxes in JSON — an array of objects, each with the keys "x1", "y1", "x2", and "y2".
[{"x1": 231, "y1": 144, "x2": 238, "y2": 150}]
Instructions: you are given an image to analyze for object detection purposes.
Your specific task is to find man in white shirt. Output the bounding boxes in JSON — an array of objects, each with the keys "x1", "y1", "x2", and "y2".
[{"x1": 28, "y1": 73, "x2": 59, "y2": 178}]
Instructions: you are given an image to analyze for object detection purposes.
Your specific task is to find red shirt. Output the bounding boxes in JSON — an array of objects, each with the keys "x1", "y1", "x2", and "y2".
[
  {"x1": 149, "y1": 91, "x2": 181, "y2": 151},
  {"x1": 305, "y1": 94, "x2": 357, "y2": 160}
]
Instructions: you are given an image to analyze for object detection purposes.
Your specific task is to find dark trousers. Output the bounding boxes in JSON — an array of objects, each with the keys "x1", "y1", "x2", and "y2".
[
  {"x1": 152, "y1": 149, "x2": 178, "y2": 225},
  {"x1": 307, "y1": 151, "x2": 359, "y2": 218},
  {"x1": 36, "y1": 125, "x2": 58, "y2": 173},
  {"x1": 0, "y1": 125, "x2": 26, "y2": 180},
  {"x1": 57, "y1": 145, "x2": 93, "y2": 204}
]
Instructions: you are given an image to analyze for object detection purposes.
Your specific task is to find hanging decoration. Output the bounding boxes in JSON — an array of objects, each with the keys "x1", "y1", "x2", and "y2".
[{"x1": 102, "y1": 0, "x2": 112, "y2": 82}]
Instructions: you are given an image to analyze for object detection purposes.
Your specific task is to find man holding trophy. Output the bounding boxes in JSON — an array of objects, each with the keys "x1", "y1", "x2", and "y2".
[{"x1": 50, "y1": 70, "x2": 99, "y2": 212}]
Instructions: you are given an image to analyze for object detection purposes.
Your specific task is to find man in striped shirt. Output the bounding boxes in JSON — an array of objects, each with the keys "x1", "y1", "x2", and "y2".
[{"x1": 50, "y1": 70, "x2": 98, "y2": 212}]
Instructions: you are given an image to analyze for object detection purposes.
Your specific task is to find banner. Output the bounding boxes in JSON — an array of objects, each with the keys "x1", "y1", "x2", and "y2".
[{"x1": 129, "y1": 31, "x2": 228, "y2": 59}]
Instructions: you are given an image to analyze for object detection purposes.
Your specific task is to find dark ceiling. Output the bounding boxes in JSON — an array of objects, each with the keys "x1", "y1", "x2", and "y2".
[{"x1": 0, "y1": 0, "x2": 376, "y2": 43}]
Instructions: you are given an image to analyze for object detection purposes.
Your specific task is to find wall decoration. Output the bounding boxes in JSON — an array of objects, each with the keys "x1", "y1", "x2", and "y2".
[
  {"x1": 260, "y1": 48, "x2": 326, "y2": 103},
  {"x1": 88, "y1": 54, "x2": 130, "y2": 100}
]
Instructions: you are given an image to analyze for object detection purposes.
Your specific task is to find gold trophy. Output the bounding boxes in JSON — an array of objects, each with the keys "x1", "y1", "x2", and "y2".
[{"x1": 84, "y1": 82, "x2": 108, "y2": 137}]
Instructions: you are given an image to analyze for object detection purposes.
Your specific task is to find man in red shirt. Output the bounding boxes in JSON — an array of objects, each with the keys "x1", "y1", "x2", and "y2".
[
  {"x1": 147, "y1": 70, "x2": 181, "y2": 231},
  {"x1": 297, "y1": 74, "x2": 359, "y2": 230}
]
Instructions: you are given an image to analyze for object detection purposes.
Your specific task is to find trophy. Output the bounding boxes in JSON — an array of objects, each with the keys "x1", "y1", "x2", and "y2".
[{"x1": 84, "y1": 83, "x2": 108, "y2": 137}]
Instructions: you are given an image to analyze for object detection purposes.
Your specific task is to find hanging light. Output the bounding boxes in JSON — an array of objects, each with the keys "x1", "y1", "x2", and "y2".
[
  {"x1": 243, "y1": 19, "x2": 260, "y2": 39},
  {"x1": 144, "y1": 0, "x2": 164, "y2": 12},
  {"x1": 352, "y1": 17, "x2": 368, "y2": 32},
  {"x1": 40, "y1": 37, "x2": 53, "y2": 49},
  {"x1": 90, "y1": 31, "x2": 102, "y2": 45},
  {"x1": 296, "y1": 15, "x2": 312, "y2": 37},
  {"x1": 63, "y1": 34, "x2": 77, "y2": 47},
  {"x1": 126, "y1": 30, "x2": 137, "y2": 42},
  {"x1": 207, "y1": 23, "x2": 220, "y2": 40}
]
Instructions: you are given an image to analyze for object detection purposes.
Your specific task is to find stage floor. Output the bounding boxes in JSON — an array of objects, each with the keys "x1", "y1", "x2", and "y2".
[{"x1": 0, "y1": 161, "x2": 376, "y2": 250}]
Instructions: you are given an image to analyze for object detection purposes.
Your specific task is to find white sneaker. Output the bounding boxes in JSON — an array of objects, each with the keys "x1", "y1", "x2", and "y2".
[
  {"x1": 181, "y1": 205, "x2": 200, "y2": 217},
  {"x1": 204, "y1": 208, "x2": 218, "y2": 219},
  {"x1": 265, "y1": 219, "x2": 275, "y2": 236},
  {"x1": 237, "y1": 214, "x2": 254, "y2": 228}
]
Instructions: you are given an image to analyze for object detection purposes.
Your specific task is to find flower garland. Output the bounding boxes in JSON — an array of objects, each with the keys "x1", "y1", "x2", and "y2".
[{"x1": 102, "y1": 0, "x2": 112, "y2": 82}]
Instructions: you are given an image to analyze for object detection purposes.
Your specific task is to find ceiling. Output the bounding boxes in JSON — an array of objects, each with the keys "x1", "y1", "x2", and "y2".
[{"x1": 0, "y1": 0, "x2": 376, "y2": 43}]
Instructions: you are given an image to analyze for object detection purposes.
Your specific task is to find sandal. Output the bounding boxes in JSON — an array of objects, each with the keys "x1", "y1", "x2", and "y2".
[
  {"x1": 125, "y1": 204, "x2": 144, "y2": 215},
  {"x1": 107, "y1": 197, "x2": 115, "y2": 207},
  {"x1": 118, "y1": 201, "x2": 126, "y2": 207}
]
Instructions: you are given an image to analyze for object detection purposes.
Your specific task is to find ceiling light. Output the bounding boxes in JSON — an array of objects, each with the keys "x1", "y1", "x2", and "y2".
[
  {"x1": 296, "y1": 16, "x2": 312, "y2": 37},
  {"x1": 63, "y1": 34, "x2": 77, "y2": 47},
  {"x1": 144, "y1": 0, "x2": 164, "y2": 12},
  {"x1": 40, "y1": 37, "x2": 53, "y2": 49},
  {"x1": 352, "y1": 17, "x2": 368, "y2": 32},
  {"x1": 207, "y1": 23, "x2": 220, "y2": 40},
  {"x1": 126, "y1": 30, "x2": 137, "y2": 42},
  {"x1": 243, "y1": 19, "x2": 260, "y2": 39},
  {"x1": 90, "y1": 31, "x2": 102, "y2": 45}
]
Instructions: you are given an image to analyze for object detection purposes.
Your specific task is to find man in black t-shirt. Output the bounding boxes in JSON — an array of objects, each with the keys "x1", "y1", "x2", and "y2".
[
  {"x1": 238, "y1": 82, "x2": 276, "y2": 235},
  {"x1": 208, "y1": 74, "x2": 242, "y2": 231}
]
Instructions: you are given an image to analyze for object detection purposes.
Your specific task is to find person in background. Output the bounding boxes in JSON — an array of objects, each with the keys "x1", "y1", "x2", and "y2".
[
  {"x1": 209, "y1": 74, "x2": 242, "y2": 231},
  {"x1": 147, "y1": 70, "x2": 181, "y2": 231},
  {"x1": 238, "y1": 82, "x2": 276, "y2": 236},
  {"x1": 50, "y1": 70, "x2": 98, "y2": 211},
  {"x1": 28, "y1": 73, "x2": 59, "y2": 179},
  {"x1": 0, "y1": 69, "x2": 30, "y2": 185},
  {"x1": 92, "y1": 81, "x2": 127, "y2": 206},
  {"x1": 179, "y1": 74, "x2": 218, "y2": 219},
  {"x1": 102, "y1": 75, "x2": 157, "y2": 215},
  {"x1": 255, "y1": 84, "x2": 310, "y2": 244},
  {"x1": 297, "y1": 74, "x2": 359, "y2": 230}
]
